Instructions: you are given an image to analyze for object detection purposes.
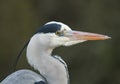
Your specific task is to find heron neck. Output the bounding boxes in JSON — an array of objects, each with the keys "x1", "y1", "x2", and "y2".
[
  {"x1": 26, "y1": 35, "x2": 68, "y2": 84},
  {"x1": 26, "y1": 34, "x2": 54, "y2": 68}
]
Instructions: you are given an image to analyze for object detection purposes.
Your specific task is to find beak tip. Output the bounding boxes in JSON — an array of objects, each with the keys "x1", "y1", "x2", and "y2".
[{"x1": 104, "y1": 36, "x2": 111, "y2": 40}]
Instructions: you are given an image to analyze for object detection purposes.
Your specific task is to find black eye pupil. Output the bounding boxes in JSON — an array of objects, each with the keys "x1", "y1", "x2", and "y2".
[
  {"x1": 56, "y1": 31, "x2": 60, "y2": 35},
  {"x1": 56, "y1": 31, "x2": 64, "y2": 36}
]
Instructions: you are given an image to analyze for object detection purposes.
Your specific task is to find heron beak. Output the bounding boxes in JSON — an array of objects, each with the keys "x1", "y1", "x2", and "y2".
[
  {"x1": 66, "y1": 30, "x2": 111, "y2": 41},
  {"x1": 63, "y1": 30, "x2": 111, "y2": 46}
]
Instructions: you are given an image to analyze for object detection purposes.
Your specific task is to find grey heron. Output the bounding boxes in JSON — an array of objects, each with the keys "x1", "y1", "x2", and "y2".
[{"x1": 1, "y1": 21, "x2": 110, "y2": 84}]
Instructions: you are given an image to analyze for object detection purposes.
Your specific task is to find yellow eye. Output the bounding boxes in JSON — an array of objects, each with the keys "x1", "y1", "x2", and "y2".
[
  {"x1": 55, "y1": 31, "x2": 64, "y2": 36},
  {"x1": 55, "y1": 31, "x2": 60, "y2": 35}
]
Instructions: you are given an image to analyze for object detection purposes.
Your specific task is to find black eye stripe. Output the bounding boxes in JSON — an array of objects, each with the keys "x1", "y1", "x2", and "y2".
[{"x1": 36, "y1": 23, "x2": 61, "y2": 33}]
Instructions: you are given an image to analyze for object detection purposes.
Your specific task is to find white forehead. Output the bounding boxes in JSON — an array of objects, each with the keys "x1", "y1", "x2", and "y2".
[{"x1": 46, "y1": 21, "x2": 72, "y2": 31}]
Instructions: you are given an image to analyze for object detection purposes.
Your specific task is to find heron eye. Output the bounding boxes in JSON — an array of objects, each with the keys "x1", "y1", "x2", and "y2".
[{"x1": 55, "y1": 31, "x2": 64, "y2": 36}]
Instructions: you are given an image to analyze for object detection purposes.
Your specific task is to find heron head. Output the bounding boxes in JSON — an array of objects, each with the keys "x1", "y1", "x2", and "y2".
[{"x1": 35, "y1": 21, "x2": 110, "y2": 48}]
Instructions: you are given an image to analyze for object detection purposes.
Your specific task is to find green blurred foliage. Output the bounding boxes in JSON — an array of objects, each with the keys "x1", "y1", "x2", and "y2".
[{"x1": 0, "y1": 0, "x2": 120, "y2": 84}]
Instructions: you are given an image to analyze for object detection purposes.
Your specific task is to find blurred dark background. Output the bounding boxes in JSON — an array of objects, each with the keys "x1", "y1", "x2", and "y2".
[{"x1": 0, "y1": 0, "x2": 120, "y2": 84}]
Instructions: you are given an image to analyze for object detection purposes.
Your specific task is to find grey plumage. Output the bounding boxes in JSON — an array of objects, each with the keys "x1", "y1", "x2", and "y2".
[
  {"x1": 1, "y1": 70, "x2": 46, "y2": 84},
  {"x1": 1, "y1": 55, "x2": 69, "y2": 84}
]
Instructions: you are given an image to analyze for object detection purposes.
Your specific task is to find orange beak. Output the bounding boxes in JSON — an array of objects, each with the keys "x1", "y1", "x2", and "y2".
[{"x1": 66, "y1": 30, "x2": 111, "y2": 41}]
